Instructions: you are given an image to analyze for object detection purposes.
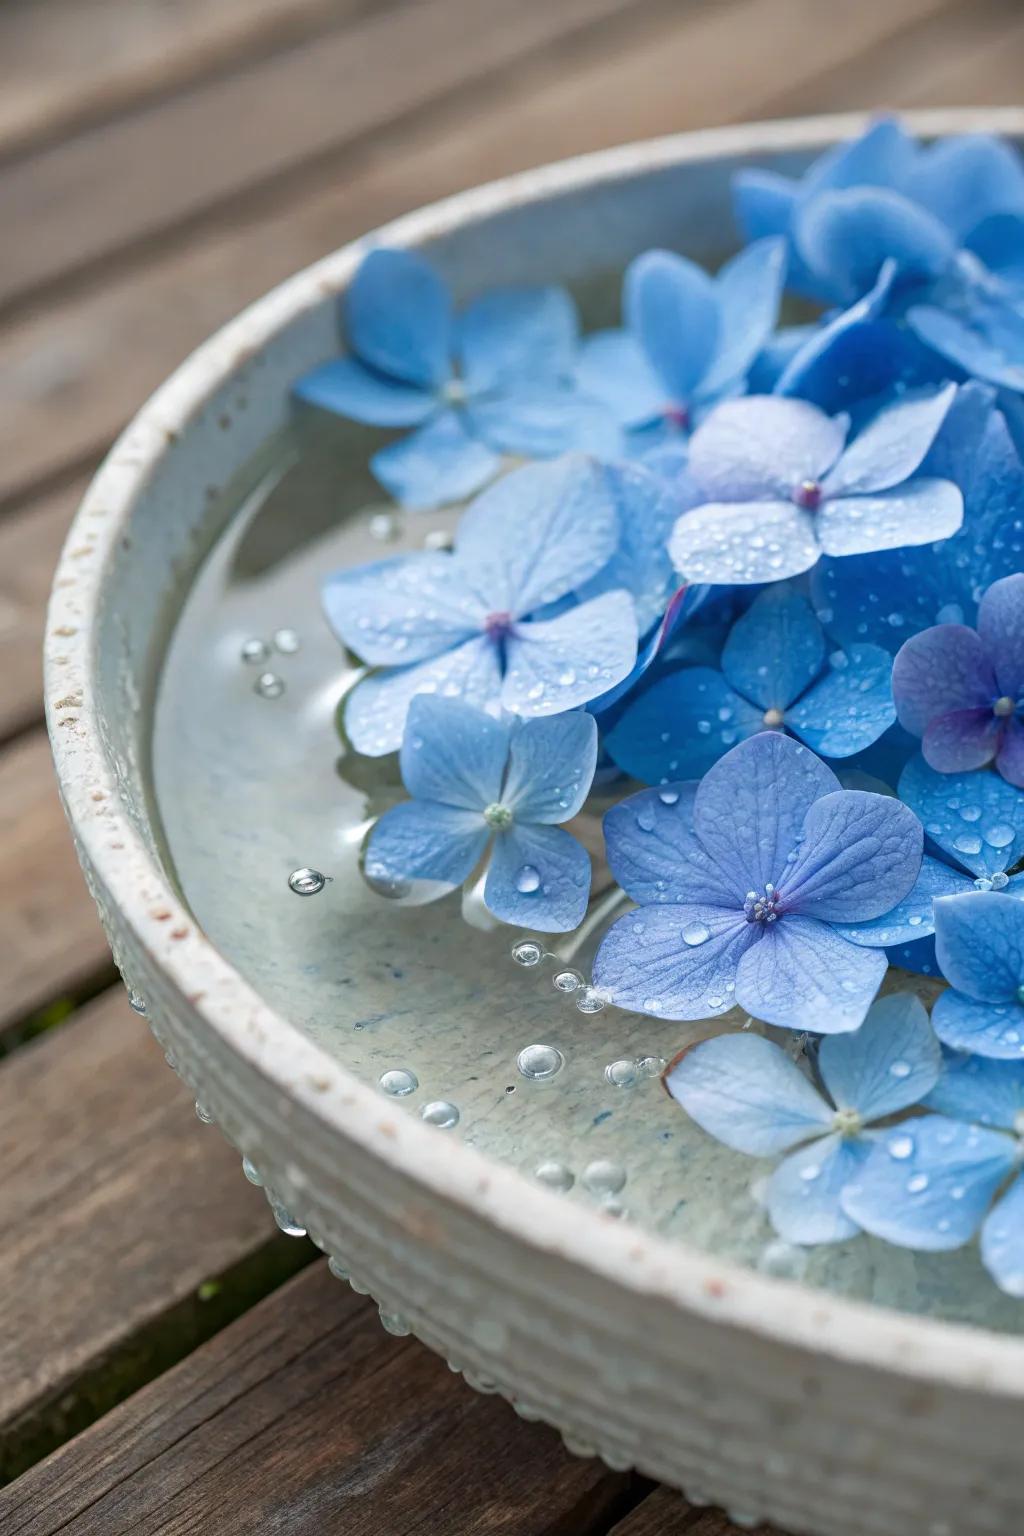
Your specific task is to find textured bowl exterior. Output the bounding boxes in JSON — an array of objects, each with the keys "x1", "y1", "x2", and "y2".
[{"x1": 47, "y1": 111, "x2": 1024, "y2": 1536}]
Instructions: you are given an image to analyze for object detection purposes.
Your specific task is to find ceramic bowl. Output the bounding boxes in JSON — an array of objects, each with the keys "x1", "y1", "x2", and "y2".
[{"x1": 47, "y1": 110, "x2": 1024, "y2": 1536}]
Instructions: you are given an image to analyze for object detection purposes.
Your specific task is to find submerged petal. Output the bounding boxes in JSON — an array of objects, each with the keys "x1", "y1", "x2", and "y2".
[
  {"x1": 592, "y1": 903, "x2": 755, "y2": 1021},
  {"x1": 665, "y1": 1033, "x2": 832, "y2": 1156}
]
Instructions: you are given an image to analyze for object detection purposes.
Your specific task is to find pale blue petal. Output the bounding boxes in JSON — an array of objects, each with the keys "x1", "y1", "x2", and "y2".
[
  {"x1": 734, "y1": 916, "x2": 886, "y2": 1033},
  {"x1": 322, "y1": 552, "x2": 485, "y2": 665},
  {"x1": 787, "y1": 643, "x2": 895, "y2": 759},
  {"x1": 502, "y1": 591, "x2": 637, "y2": 716},
  {"x1": 932, "y1": 988, "x2": 1024, "y2": 1060},
  {"x1": 602, "y1": 783, "x2": 738, "y2": 908},
  {"x1": 769, "y1": 1133, "x2": 870, "y2": 1245},
  {"x1": 700, "y1": 237, "x2": 787, "y2": 398},
  {"x1": 457, "y1": 286, "x2": 577, "y2": 390},
  {"x1": 898, "y1": 755, "x2": 1024, "y2": 877},
  {"x1": 593, "y1": 903, "x2": 755, "y2": 1021},
  {"x1": 978, "y1": 571, "x2": 1024, "y2": 701},
  {"x1": 501, "y1": 711, "x2": 597, "y2": 823},
  {"x1": 693, "y1": 732, "x2": 841, "y2": 901},
  {"x1": 344, "y1": 636, "x2": 501, "y2": 757},
  {"x1": 372, "y1": 412, "x2": 499, "y2": 509},
  {"x1": 347, "y1": 248, "x2": 452, "y2": 388},
  {"x1": 802, "y1": 117, "x2": 916, "y2": 200},
  {"x1": 466, "y1": 385, "x2": 612, "y2": 459},
  {"x1": 967, "y1": 213, "x2": 1024, "y2": 289},
  {"x1": 586, "y1": 581, "x2": 704, "y2": 715},
  {"x1": 818, "y1": 992, "x2": 941, "y2": 1120},
  {"x1": 933, "y1": 889, "x2": 1024, "y2": 1002},
  {"x1": 840, "y1": 1115, "x2": 1016, "y2": 1251},
  {"x1": 796, "y1": 188, "x2": 955, "y2": 303},
  {"x1": 484, "y1": 822, "x2": 590, "y2": 932},
  {"x1": 823, "y1": 385, "x2": 957, "y2": 497},
  {"x1": 455, "y1": 456, "x2": 619, "y2": 615},
  {"x1": 664, "y1": 1033, "x2": 832, "y2": 1156},
  {"x1": 981, "y1": 1173, "x2": 1024, "y2": 1297},
  {"x1": 815, "y1": 478, "x2": 963, "y2": 558},
  {"x1": 835, "y1": 855, "x2": 973, "y2": 948},
  {"x1": 292, "y1": 356, "x2": 436, "y2": 426},
  {"x1": 400, "y1": 695, "x2": 510, "y2": 809},
  {"x1": 575, "y1": 330, "x2": 666, "y2": 429},
  {"x1": 721, "y1": 584, "x2": 825, "y2": 711},
  {"x1": 687, "y1": 396, "x2": 846, "y2": 501},
  {"x1": 925, "y1": 1049, "x2": 1024, "y2": 1130},
  {"x1": 909, "y1": 133, "x2": 1024, "y2": 240},
  {"x1": 669, "y1": 500, "x2": 820, "y2": 586},
  {"x1": 891, "y1": 624, "x2": 996, "y2": 736},
  {"x1": 366, "y1": 799, "x2": 487, "y2": 886},
  {"x1": 749, "y1": 324, "x2": 818, "y2": 392},
  {"x1": 604, "y1": 666, "x2": 762, "y2": 784},
  {"x1": 781, "y1": 789, "x2": 922, "y2": 923},
  {"x1": 908, "y1": 298, "x2": 1024, "y2": 393},
  {"x1": 624, "y1": 250, "x2": 719, "y2": 403},
  {"x1": 886, "y1": 934, "x2": 940, "y2": 978},
  {"x1": 732, "y1": 170, "x2": 823, "y2": 298},
  {"x1": 575, "y1": 460, "x2": 684, "y2": 634}
]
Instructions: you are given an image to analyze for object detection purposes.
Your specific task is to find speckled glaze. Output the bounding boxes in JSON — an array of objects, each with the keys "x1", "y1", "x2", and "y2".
[{"x1": 47, "y1": 112, "x2": 1024, "y2": 1536}]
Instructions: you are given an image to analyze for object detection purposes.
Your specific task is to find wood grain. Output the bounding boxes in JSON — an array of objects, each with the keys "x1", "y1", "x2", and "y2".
[
  {"x1": 0, "y1": 1261, "x2": 639, "y2": 1535},
  {"x1": 609, "y1": 1484, "x2": 785, "y2": 1533}
]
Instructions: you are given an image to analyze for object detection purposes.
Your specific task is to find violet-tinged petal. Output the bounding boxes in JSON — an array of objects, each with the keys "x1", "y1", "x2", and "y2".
[
  {"x1": 669, "y1": 499, "x2": 820, "y2": 586},
  {"x1": 604, "y1": 666, "x2": 762, "y2": 784},
  {"x1": 821, "y1": 385, "x2": 956, "y2": 497},
  {"x1": 501, "y1": 711, "x2": 597, "y2": 824},
  {"x1": 400, "y1": 695, "x2": 510, "y2": 810},
  {"x1": 693, "y1": 732, "x2": 840, "y2": 901},
  {"x1": 664, "y1": 1033, "x2": 832, "y2": 1156},
  {"x1": 892, "y1": 623, "x2": 997, "y2": 735},
  {"x1": 768, "y1": 1133, "x2": 869, "y2": 1245},
  {"x1": 292, "y1": 356, "x2": 436, "y2": 426},
  {"x1": 898, "y1": 755, "x2": 1024, "y2": 878},
  {"x1": 982, "y1": 1174, "x2": 1024, "y2": 1298},
  {"x1": 484, "y1": 822, "x2": 590, "y2": 932},
  {"x1": 457, "y1": 286, "x2": 577, "y2": 390},
  {"x1": 602, "y1": 784, "x2": 738, "y2": 909},
  {"x1": 932, "y1": 989, "x2": 1024, "y2": 1060},
  {"x1": 720, "y1": 584, "x2": 825, "y2": 712},
  {"x1": 996, "y1": 717, "x2": 1024, "y2": 789},
  {"x1": 575, "y1": 329, "x2": 667, "y2": 430},
  {"x1": 834, "y1": 855, "x2": 973, "y2": 948},
  {"x1": 934, "y1": 889, "x2": 1024, "y2": 1002},
  {"x1": 344, "y1": 636, "x2": 501, "y2": 757},
  {"x1": 909, "y1": 133, "x2": 1024, "y2": 240},
  {"x1": 923, "y1": 708, "x2": 1003, "y2": 774},
  {"x1": 371, "y1": 411, "x2": 499, "y2": 509},
  {"x1": 786, "y1": 643, "x2": 895, "y2": 759},
  {"x1": 624, "y1": 249, "x2": 719, "y2": 404},
  {"x1": 840, "y1": 1116, "x2": 1016, "y2": 1252},
  {"x1": 687, "y1": 396, "x2": 846, "y2": 501},
  {"x1": 322, "y1": 553, "x2": 486, "y2": 666},
  {"x1": 502, "y1": 591, "x2": 637, "y2": 716},
  {"x1": 455, "y1": 456, "x2": 619, "y2": 616},
  {"x1": 699, "y1": 237, "x2": 787, "y2": 398},
  {"x1": 366, "y1": 799, "x2": 487, "y2": 886},
  {"x1": 796, "y1": 188, "x2": 955, "y2": 303},
  {"x1": 818, "y1": 992, "x2": 941, "y2": 1121},
  {"x1": 347, "y1": 248, "x2": 452, "y2": 389},
  {"x1": 925, "y1": 1050, "x2": 1024, "y2": 1130},
  {"x1": 734, "y1": 915, "x2": 886, "y2": 1033},
  {"x1": 977, "y1": 571, "x2": 1024, "y2": 701},
  {"x1": 781, "y1": 789, "x2": 922, "y2": 923},
  {"x1": 815, "y1": 478, "x2": 963, "y2": 558},
  {"x1": 593, "y1": 903, "x2": 755, "y2": 1021}
]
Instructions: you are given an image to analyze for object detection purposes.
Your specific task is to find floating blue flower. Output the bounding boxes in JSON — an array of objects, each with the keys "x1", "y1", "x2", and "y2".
[
  {"x1": 931, "y1": 891, "x2": 1024, "y2": 1059},
  {"x1": 593, "y1": 732, "x2": 923, "y2": 1031},
  {"x1": 667, "y1": 386, "x2": 961, "y2": 585},
  {"x1": 664, "y1": 994, "x2": 941, "y2": 1243},
  {"x1": 324, "y1": 457, "x2": 639, "y2": 755},
  {"x1": 575, "y1": 239, "x2": 786, "y2": 452},
  {"x1": 293, "y1": 248, "x2": 613, "y2": 508},
  {"x1": 605, "y1": 583, "x2": 895, "y2": 783},
  {"x1": 365, "y1": 696, "x2": 596, "y2": 931},
  {"x1": 892, "y1": 573, "x2": 1024, "y2": 786},
  {"x1": 842, "y1": 1051, "x2": 1024, "y2": 1296}
]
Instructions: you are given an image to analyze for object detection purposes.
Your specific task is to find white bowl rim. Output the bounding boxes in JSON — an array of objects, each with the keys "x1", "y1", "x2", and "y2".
[{"x1": 47, "y1": 106, "x2": 1024, "y2": 1398}]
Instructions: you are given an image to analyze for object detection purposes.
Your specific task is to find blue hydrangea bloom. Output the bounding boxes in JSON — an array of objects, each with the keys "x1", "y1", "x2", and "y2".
[
  {"x1": 324, "y1": 457, "x2": 639, "y2": 755},
  {"x1": 892, "y1": 573, "x2": 1024, "y2": 786},
  {"x1": 293, "y1": 248, "x2": 613, "y2": 508},
  {"x1": 593, "y1": 732, "x2": 923, "y2": 1031},
  {"x1": 664, "y1": 994, "x2": 941, "y2": 1244},
  {"x1": 907, "y1": 265, "x2": 1024, "y2": 395},
  {"x1": 667, "y1": 386, "x2": 961, "y2": 585},
  {"x1": 365, "y1": 696, "x2": 596, "y2": 931},
  {"x1": 842, "y1": 1051, "x2": 1024, "y2": 1296},
  {"x1": 931, "y1": 891, "x2": 1024, "y2": 1059},
  {"x1": 575, "y1": 239, "x2": 786, "y2": 452},
  {"x1": 605, "y1": 583, "x2": 895, "y2": 782}
]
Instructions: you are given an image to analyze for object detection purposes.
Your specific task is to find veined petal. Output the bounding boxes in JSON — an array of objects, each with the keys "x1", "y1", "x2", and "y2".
[
  {"x1": 786, "y1": 643, "x2": 895, "y2": 759},
  {"x1": 721, "y1": 584, "x2": 825, "y2": 712},
  {"x1": 822, "y1": 385, "x2": 957, "y2": 497},
  {"x1": 322, "y1": 552, "x2": 485, "y2": 666},
  {"x1": 688, "y1": 396, "x2": 846, "y2": 501},
  {"x1": 457, "y1": 286, "x2": 578, "y2": 390},
  {"x1": 892, "y1": 624, "x2": 997, "y2": 735},
  {"x1": 818, "y1": 992, "x2": 941, "y2": 1121},
  {"x1": 923, "y1": 708, "x2": 1003, "y2": 774},
  {"x1": 932, "y1": 989, "x2": 1024, "y2": 1060},
  {"x1": 346, "y1": 248, "x2": 452, "y2": 389},
  {"x1": 502, "y1": 592, "x2": 637, "y2": 716},
  {"x1": 669, "y1": 500, "x2": 820, "y2": 586},
  {"x1": 501, "y1": 711, "x2": 597, "y2": 823},
  {"x1": 292, "y1": 356, "x2": 436, "y2": 426},
  {"x1": 908, "y1": 299, "x2": 1024, "y2": 393},
  {"x1": 933, "y1": 889, "x2": 1024, "y2": 1002},
  {"x1": 604, "y1": 667, "x2": 762, "y2": 785},
  {"x1": 735, "y1": 916, "x2": 886, "y2": 1033},
  {"x1": 484, "y1": 822, "x2": 590, "y2": 932},
  {"x1": 602, "y1": 783, "x2": 738, "y2": 908},
  {"x1": 344, "y1": 636, "x2": 502, "y2": 757},
  {"x1": 926, "y1": 1049, "x2": 1024, "y2": 1131},
  {"x1": 366, "y1": 800, "x2": 487, "y2": 887},
  {"x1": 834, "y1": 855, "x2": 973, "y2": 948},
  {"x1": 997, "y1": 717, "x2": 1024, "y2": 788},
  {"x1": 981, "y1": 1173, "x2": 1024, "y2": 1297},
  {"x1": 768, "y1": 1133, "x2": 870, "y2": 1245},
  {"x1": 978, "y1": 571, "x2": 1024, "y2": 701},
  {"x1": 593, "y1": 903, "x2": 755, "y2": 1021},
  {"x1": 575, "y1": 330, "x2": 666, "y2": 429},
  {"x1": 816, "y1": 479, "x2": 963, "y2": 558},
  {"x1": 700, "y1": 237, "x2": 787, "y2": 398},
  {"x1": 400, "y1": 695, "x2": 510, "y2": 809},
  {"x1": 665, "y1": 1033, "x2": 832, "y2": 1156},
  {"x1": 624, "y1": 249, "x2": 719, "y2": 403},
  {"x1": 371, "y1": 411, "x2": 499, "y2": 509},
  {"x1": 899, "y1": 755, "x2": 1024, "y2": 878},
  {"x1": 780, "y1": 789, "x2": 922, "y2": 923}
]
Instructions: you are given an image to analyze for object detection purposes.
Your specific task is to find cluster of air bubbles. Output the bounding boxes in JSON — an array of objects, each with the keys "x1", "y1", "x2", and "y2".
[
  {"x1": 379, "y1": 1067, "x2": 418, "y2": 1097},
  {"x1": 288, "y1": 866, "x2": 329, "y2": 896},
  {"x1": 516, "y1": 1043, "x2": 565, "y2": 1081},
  {"x1": 575, "y1": 986, "x2": 608, "y2": 1015},
  {"x1": 975, "y1": 871, "x2": 1010, "y2": 891},
  {"x1": 242, "y1": 627, "x2": 301, "y2": 696},
  {"x1": 194, "y1": 1100, "x2": 215, "y2": 1124},
  {"x1": 420, "y1": 1099, "x2": 460, "y2": 1129}
]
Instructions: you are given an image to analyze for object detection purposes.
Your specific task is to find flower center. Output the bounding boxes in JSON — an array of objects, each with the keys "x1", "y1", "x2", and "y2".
[
  {"x1": 994, "y1": 695, "x2": 1016, "y2": 718},
  {"x1": 662, "y1": 401, "x2": 691, "y2": 430},
  {"x1": 762, "y1": 707, "x2": 785, "y2": 729},
  {"x1": 441, "y1": 377, "x2": 469, "y2": 406},
  {"x1": 793, "y1": 479, "x2": 822, "y2": 510},
  {"x1": 484, "y1": 611, "x2": 514, "y2": 641},
  {"x1": 833, "y1": 1106, "x2": 863, "y2": 1138},
  {"x1": 743, "y1": 883, "x2": 781, "y2": 924},
  {"x1": 483, "y1": 803, "x2": 514, "y2": 831}
]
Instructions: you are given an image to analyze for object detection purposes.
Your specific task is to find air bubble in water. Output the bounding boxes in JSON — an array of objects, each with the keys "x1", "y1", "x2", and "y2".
[
  {"x1": 242, "y1": 1157, "x2": 263, "y2": 1185},
  {"x1": 273, "y1": 627, "x2": 301, "y2": 654},
  {"x1": 637, "y1": 1054, "x2": 667, "y2": 1076},
  {"x1": 516, "y1": 1043, "x2": 565, "y2": 1081},
  {"x1": 604, "y1": 1059, "x2": 639, "y2": 1088},
  {"x1": 288, "y1": 867, "x2": 326, "y2": 896},
  {"x1": 379, "y1": 1067, "x2": 418, "y2": 1097},
  {"x1": 421, "y1": 1099, "x2": 460, "y2": 1129},
  {"x1": 369, "y1": 511, "x2": 399, "y2": 541},
  {"x1": 582, "y1": 1159, "x2": 626, "y2": 1196},
  {"x1": 553, "y1": 968, "x2": 583, "y2": 993},
  {"x1": 241, "y1": 638, "x2": 270, "y2": 664},
  {"x1": 512, "y1": 939, "x2": 543, "y2": 966},
  {"x1": 195, "y1": 1101, "x2": 214, "y2": 1124},
  {"x1": 534, "y1": 1160, "x2": 574, "y2": 1191},
  {"x1": 254, "y1": 671, "x2": 285, "y2": 699},
  {"x1": 576, "y1": 987, "x2": 607, "y2": 1015},
  {"x1": 127, "y1": 990, "x2": 147, "y2": 1015}
]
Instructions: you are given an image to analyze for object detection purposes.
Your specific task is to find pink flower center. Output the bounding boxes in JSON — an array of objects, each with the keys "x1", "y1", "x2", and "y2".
[
  {"x1": 793, "y1": 479, "x2": 822, "y2": 510},
  {"x1": 484, "y1": 611, "x2": 514, "y2": 641},
  {"x1": 662, "y1": 401, "x2": 691, "y2": 431}
]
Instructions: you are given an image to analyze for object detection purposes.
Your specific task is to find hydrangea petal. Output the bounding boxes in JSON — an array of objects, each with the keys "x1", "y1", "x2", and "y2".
[
  {"x1": 669, "y1": 500, "x2": 820, "y2": 586},
  {"x1": 967, "y1": 212, "x2": 1024, "y2": 288},
  {"x1": 931, "y1": 988, "x2": 1024, "y2": 1060},
  {"x1": 699, "y1": 237, "x2": 787, "y2": 398},
  {"x1": 664, "y1": 1033, "x2": 832, "y2": 1156},
  {"x1": 457, "y1": 286, "x2": 577, "y2": 390},
  {"x1": 687, "y1": 396, "x2": 846, "y2": 501},
  {"x1": 720, "y1": 585, "x2": 825, "y2": 711},
  {"x1": 292, "y1": 356, "x2": 436, "y2": 426},
  {"x1": 840, "y1": 1115, "x2": 1016, "y2": 1251},
  {"x1": 366, "y1": 799, "x2": 487, "y2": 886},
  {"x1": 749, "y1": 324, "x2": 819, "y2": 392},
  {"x1": 322, "y1": 553, "x2": 485, "y2": 666},
  {"x1": 786, "y1": 644, "x2": 895, "y2": 759},
  {"x1": 923, "y1": 708, "x2": 1002, "y2": 774},
  {"x1": 802, "y1": 117, "x2": 915, "y2": 201},
  {"x1": 768, "y1": 1133, "x2": 869, "y2": 1245},
  {"x1": 502, "y1": 591, "x2": 637, "y2": 716},
  {"x1": 834, "y1": 855, "x2": 972, "y2": 948},
  {"x1": 734, "y1": 915, "x2": 886, "y2": 1032},
  {"x1": 822, "y1": 385, "x2": 956, "y2": 497},
  {"x1": 575, "y1": 330, "x2": 666, "y2": 429},
  {"x1": 907, "y1": 299, "x2": 1024, "y2": 392},
  {"x1": 981, "y1": 1173, "x2": 1024, "y2": 1298},
  {"x1": 604, "y1": 667, "x2": 762, "y2": 784},
  {"x1": 602, "y1": 784, "x2": 738, "y2": 909},
  {"x1": 344, "y1": 635, "x2": 501, "y2": 757},
  {"x1": 346, "y1": 248, "x2": 452, "y2": 389},
  {"x1": 978, "y1": 571, "x2": 1024, "y2": 700},
  {"x1": 466, "y1": 386, "x2": 614, "y2": 460},
  {"x1": 693, "y1": 733, "x2": 840, "y2": 901},
  {"x1": 371, "y1": 411, "x2": 499, "y2": 509},
  {"x1": 909, "y1": 133, "x2": 1024, "y2": 240},
  {"x1": 818, "y1": 992, "x2": 941, "y2": 1120},
  {"x1": 815, "y1": 478, "x2": 963, "y2": 558},
  {"x1": 796, "y1": 188, "x2": 955, "y2": 303},
  {"x1": 501, "y1": 711, "x2": 597, "y2": 823},
  {"x1": 892, "y1": 623, "x2": 997, "y2": 735},
  {"x1": 576, "y1": 460, "x2": 687, "y2": 634},
  {"x1": 997, "y1": 717, "x2": 1024, "y2": 788},
  {"x1": 732, "y1": 168, "x2": 796, "y2": 243},
  {"x1": 898, "y1": 755, "x2": 1024, "y2": 877},
  {"x1": 624, "y1": 250, "x2": 719, "y2": 403},
  {"x1": 592, "y1": 903, "x2": 754, "y2": 1021},
  {"x1": 782, "y1": 789, "x2": 922, "y2": 922},
  {"x1": 933, "y1": 889, "x2": 1024, "y2": 1002},
  {"x1": 925, "y1": 1049, "x2": 1024, "y2": 1130},
  {"x1": 400, "y1": 695, "x2": 510, "y2": 810},
  {"x1": 483, "y1": 822, "x2": 590, "y2": 932}
]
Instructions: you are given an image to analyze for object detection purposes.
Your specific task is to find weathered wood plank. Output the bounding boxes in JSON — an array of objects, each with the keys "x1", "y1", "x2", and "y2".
[
  {"x1": 0, "y1": 987, "x2": 307, "y2": 1481},
  {"x1": 609, "y1": 1484, "x2": 784, "y2": 1534},
  {"x1": 0, "y1": 1260, "x2": 640, "y2": 1534}
]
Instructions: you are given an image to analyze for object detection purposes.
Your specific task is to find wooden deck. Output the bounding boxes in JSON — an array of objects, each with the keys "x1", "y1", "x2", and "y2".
[{"x1": 1, "y1": 0, "x2": 1021, "y2": 1528}]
